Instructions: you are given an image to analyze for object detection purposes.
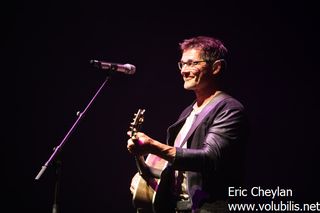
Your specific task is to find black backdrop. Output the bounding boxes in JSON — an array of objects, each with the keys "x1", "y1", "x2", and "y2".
[{"x1": 8, "y1": 1, "x2": 319, "y2": 212}]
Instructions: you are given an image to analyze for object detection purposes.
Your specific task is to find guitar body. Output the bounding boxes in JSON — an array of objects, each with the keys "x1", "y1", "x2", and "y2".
[{"x1": 132, "y1": 154, "x2": 168, "y2": 212}]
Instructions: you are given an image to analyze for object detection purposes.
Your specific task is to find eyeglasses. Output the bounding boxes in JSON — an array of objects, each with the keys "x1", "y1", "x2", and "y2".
[{"x1": 178, "y1": 60, "x2": 207, "y2": 70}]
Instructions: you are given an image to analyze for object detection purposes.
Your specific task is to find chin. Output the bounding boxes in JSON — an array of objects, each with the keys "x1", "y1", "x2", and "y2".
[{"x1": 184, "y1": 83, "x2": 196, "y2": 90}]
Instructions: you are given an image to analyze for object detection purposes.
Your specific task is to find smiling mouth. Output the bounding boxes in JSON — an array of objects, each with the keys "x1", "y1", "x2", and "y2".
[{"x1": 184, "y1": 77, "x2": 194, "y2": 81}]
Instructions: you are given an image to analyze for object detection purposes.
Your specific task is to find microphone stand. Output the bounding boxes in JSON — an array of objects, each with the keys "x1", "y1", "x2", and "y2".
[
  {"x1": 35, "y1": 74, "x2": 111, "y2": 213},
  {"x1": 52, "y1": 154, "x2": 61, "y2": 213}
]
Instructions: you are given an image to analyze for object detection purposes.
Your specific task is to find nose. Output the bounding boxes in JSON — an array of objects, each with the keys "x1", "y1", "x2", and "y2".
[{"x1": 180, "y1": 66, "x2": 189, "y2": 77}]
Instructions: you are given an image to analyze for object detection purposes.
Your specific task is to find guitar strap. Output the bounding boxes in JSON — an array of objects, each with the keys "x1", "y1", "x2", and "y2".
[{"x1": 179, "y1": 92, "x2": 229, "y2": 148}]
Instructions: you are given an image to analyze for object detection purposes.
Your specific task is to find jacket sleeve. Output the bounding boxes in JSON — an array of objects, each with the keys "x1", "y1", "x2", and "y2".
[{"x1": 172, "y1": 101, "x2": 246, "y2": 172}]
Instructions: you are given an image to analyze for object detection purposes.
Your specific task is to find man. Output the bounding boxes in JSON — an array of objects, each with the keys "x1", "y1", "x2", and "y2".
[{"x1": 127, "y1": 36, "x2": 247, "y2": 213}]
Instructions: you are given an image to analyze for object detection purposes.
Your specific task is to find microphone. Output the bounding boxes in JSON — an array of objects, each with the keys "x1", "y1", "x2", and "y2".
[{"x1": 90, "y1": 59, "x2": 136, "y2": 75}]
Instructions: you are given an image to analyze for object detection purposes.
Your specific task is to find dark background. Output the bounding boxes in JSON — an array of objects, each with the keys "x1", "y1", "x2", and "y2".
[{"x1": 7, "y1": 1, "x2": 319, "y2": 212}]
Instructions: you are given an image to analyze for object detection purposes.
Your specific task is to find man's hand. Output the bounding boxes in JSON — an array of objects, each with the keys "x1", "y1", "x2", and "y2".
[
  {"x1": 127, "y1": 131, "x2": 176, "y2": 163},
  {"x1": 127, "y1": 131, "x2": 153, "y2": 156}
]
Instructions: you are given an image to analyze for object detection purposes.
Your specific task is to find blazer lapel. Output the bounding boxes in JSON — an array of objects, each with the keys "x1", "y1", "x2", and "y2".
[{"x1": 179, "y1": 92, "x2": 229, "y2": 148}]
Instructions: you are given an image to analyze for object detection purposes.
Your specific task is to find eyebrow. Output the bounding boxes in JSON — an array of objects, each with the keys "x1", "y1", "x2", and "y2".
[{"x1": 180, "y1": 59, "x2": 203, "y2": 62}]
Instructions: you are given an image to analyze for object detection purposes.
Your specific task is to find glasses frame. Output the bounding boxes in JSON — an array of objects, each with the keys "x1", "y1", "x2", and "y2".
[
  {"x1": 178, "y1": 59, "x2": 226, "y2": 70},
  {"x1": 177, "y1": 60, "x2": 208, "y2": 70}
]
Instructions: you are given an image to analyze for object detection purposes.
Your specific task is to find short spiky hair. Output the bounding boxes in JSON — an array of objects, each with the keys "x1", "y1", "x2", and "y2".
[{"x1": 179, "y1": 36, "x2": 228, "y2": 63}]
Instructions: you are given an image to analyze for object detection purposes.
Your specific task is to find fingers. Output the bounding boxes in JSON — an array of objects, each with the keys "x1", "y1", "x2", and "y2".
[
  {"x1": 127, "y1": 131, "x2": 146, "y2": 145},
  {"x1": 127, "y1": 131, "x2": 144, "y2": 138},
  {"x1": 127, "y1": 137, "x2": 143, "y2": 154},
  {"x1": 127, "y1": 132, "x2": 150, "y2": 155},
  {"x1": 127, "y1": 138, "x2": 135, "y2": 153}
]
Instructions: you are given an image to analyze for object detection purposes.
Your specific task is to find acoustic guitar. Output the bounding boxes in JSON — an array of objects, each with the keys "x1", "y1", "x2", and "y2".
[{"x1": 129, "y1": 109, "x2": 173, "y2": 212}]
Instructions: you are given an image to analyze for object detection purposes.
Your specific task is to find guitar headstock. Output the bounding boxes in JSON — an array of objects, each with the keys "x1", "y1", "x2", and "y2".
[{"x1": 130, "y1": 109, "x2": 145, "y2": 139}]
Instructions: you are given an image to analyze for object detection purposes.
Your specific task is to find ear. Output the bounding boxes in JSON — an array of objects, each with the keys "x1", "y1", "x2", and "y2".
[{"x1": 212, "y1": 60, "x2": 223, "y2": 76}]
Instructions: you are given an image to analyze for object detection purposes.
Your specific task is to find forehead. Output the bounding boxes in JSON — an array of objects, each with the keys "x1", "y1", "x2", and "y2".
[{"x1": 181, "y1": 48, "x2": 203, "y2": 61}]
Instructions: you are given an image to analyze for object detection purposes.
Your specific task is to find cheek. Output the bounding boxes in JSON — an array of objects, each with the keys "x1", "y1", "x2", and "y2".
[
  {"x1": 191, "y1": 68, "x2": 201, "y2": 75},
  {"x1": 195, "y1": 71, "x2": 209, "y2": 82}
]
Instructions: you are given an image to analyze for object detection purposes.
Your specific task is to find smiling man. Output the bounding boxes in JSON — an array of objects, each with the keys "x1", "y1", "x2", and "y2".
[{"x1": 127, "y1": 36, "x2": 248, "y2": 213}]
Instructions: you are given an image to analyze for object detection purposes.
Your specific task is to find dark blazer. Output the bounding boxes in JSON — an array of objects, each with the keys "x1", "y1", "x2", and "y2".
[{"x1": 166, "y1": 92, "x2": 248, "y2": 210}]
